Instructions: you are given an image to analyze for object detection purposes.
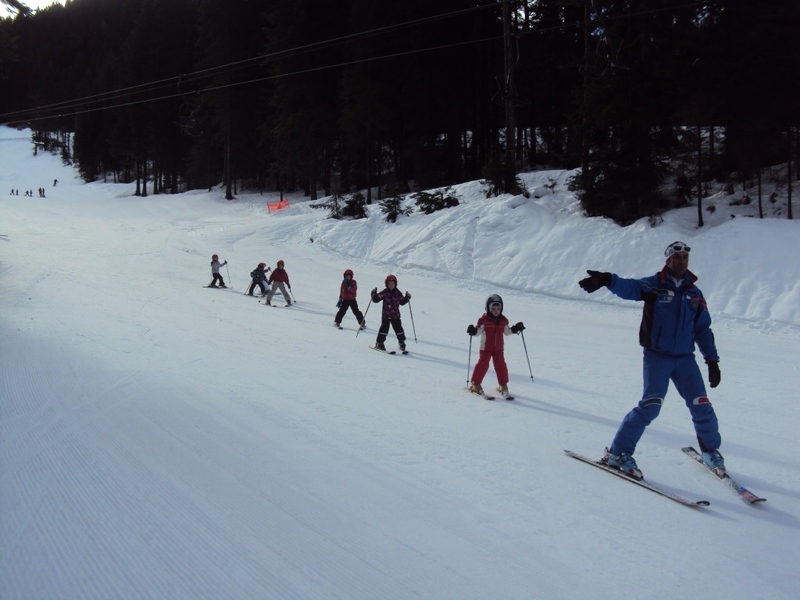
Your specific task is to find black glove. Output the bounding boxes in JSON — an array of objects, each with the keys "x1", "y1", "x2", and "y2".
[
  {"x1": 371, "y1": 287, "x2": 377, "y2": 295},
  {"x1": 707, "y1": 361, "x2": 721, "y2": 388},
  {"x1": 405, "y1": 291, "x2": 411, "y2": 299},
  {"x1": 579, "y1": 270, "x2": 612, "y2": 293},
  {"x1": 466, "y1": 324, "x2": 478, "y2": 336},
  {"x1": 288, "y1": 284, "x2": 291, "y2": 290},
  {"x1": 511, "y1": 322, "x2": 525, "y2": 334},
  {"x1": 336, "y1": 299, "x2": 342, "y2": 308}
]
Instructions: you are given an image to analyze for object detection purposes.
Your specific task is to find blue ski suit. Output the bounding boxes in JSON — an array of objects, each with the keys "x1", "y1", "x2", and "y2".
[{"x1": 607, "y1": 267, "x2": 721, "y2": 456}]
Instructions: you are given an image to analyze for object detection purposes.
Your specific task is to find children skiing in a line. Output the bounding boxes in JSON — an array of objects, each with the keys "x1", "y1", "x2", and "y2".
[
  {"x1": 208, "y1": 254, "x2": 228, "y2": 288},
  {"x1": 467, "y1": 294, "x2": 525, "y2": 399},
  {"x1": 334, "y1": 269, "x2": 366, "y2": 329},
  {"x1": 371, "y1": 274, "x2": 411, "y2": 353},
  {"x1": 266, "y1": 260, "x2": 292, "y2": 306}
]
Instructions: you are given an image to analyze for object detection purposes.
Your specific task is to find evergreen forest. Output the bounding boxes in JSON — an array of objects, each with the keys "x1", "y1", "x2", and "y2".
[{"x1": 0, "y1": 0, "x2": 797, "y2": 224}]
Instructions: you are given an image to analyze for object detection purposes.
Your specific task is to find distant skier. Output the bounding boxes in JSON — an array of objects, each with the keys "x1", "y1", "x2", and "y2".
[
  {"x1": 208, "y1": 254, "x2": 228, "y2": 288},
  {"x1": 334, "y1": 268, "x2": 366, "y2": 329},
  {"x1": 53, "y1": 179, "x2": 58, "y2": 186},
  {"x1": 578, "y1": 241, "x2": 724, "y2": 480},
  {"x1": 265, "y1": 260, "x2": 291, "y2": 306},
  {"x1": 247, "y1": 262, "x2": 270, "y2": 296},
  {"x1": 466, "y1": 294, "x2": 524, "y2": 398},
  {"x1": 370, "y1": 274, "x2": 410, "y2": 352}
]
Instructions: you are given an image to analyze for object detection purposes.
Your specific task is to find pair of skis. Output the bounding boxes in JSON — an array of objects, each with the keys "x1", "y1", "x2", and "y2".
[
  {"x1": 565, "y1": 447, "x2": 766, "y2": 508},
  {"x1": 370, "y1": 345, "x2": 408, "y2": 355},
  {"x1": 465, "y1": 387, "x2": 514, "y2": 401}
]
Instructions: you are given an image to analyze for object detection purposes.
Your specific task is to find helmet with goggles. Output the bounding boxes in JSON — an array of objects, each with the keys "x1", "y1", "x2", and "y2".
[{"x1": 664, "y1": 241, "x2": 691, "y2": 259}]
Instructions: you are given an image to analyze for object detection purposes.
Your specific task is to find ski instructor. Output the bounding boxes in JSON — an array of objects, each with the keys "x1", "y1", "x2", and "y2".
[{"x1": 578, "y1": 241, "x2": 724, "y2": 480}]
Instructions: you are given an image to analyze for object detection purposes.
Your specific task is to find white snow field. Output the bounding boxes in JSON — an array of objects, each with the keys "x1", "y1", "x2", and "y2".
[{"x1": 1, "y1": 126, "x2": 799, "y2": 600}]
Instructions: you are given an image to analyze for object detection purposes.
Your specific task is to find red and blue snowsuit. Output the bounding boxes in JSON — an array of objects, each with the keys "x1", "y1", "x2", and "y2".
[
  {"x1": 470, "y1": 313, "x2": 512, "y2": 386},
  {"x1": 607, "y1": 267, "x2": 721, "y2": 456}
]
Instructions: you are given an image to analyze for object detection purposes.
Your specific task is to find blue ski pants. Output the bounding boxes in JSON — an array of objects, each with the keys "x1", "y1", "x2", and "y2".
[{"x1": 609, "y1": 350, "x2": 721, "y2": 456}]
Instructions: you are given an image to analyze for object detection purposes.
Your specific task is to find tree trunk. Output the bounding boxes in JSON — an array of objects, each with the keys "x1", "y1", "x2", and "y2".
[
  {"x1": 696, "y1": 125, "x2": 703, "y2": 227},
  {"x1": 787, "y1": 129, "x2": 794, "y2": 220}
]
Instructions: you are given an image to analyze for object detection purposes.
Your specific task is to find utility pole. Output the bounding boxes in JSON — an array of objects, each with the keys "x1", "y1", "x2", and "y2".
[{"x1": 502, "y1": 0, "x2": 516, "y2": 168}]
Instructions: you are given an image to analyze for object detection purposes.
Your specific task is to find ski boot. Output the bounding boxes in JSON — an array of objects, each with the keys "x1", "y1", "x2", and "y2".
[
  {"x1": 602, "y1": 448, "x2": 643, "y2": 480},
  {"x1": 469, "y1": 382, "x2": 484, "y2": 395},
  {"x1": 496, "y1": 384, "x2": 514, "y2": 399},
  {"x1": 701, "y1": 449, "x2": 726, "y2": 476}
]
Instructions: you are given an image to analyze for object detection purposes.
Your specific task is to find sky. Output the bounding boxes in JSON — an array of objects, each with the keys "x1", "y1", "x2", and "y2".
[
  {"x1": 24, "y1": 0, "x2": 63, "y2": 10},
  {"x1": 1, "y1": 125, "x2": 799, "y2": 599},
  {"x1": 3, "y1": 0, "x2": 63, "y2": 16}
]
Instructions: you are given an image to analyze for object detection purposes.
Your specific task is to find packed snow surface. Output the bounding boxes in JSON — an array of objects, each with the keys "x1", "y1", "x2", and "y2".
[{"x1": 2, "y1": 126, "x2": 799, "y2": 599}]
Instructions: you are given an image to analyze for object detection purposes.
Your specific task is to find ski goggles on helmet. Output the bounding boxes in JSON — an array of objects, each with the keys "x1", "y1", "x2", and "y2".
[{"x1": 664, "y1": 241, "x2": 691, "y2": 258}]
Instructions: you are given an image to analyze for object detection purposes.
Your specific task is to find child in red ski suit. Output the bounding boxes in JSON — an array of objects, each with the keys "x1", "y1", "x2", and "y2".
[
  {"x1": 467, "y1": 294, "x2": 524, "y2": 396},
  {"x1": 335, "y1": 269, "x2": 366, "y2": 328},
  {"x1": 265, "y1": 260, "x2": 291, "y2": 306}
]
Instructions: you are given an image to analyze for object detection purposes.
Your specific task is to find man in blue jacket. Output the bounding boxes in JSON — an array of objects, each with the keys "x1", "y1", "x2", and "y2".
[{"x1": 579, "y1": 241, "x2": 724, "y2": 480}]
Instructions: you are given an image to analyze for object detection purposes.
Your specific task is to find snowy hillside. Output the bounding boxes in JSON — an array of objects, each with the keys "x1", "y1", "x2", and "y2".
[{"x1": 1, "y1": 126, "x2": 799, "y2": 600}]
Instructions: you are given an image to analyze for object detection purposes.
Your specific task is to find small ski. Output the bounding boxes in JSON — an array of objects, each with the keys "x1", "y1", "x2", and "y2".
[
  {"x1": 465, "y1": 387, "x2": 495, "y2": 401},
  {"x1": 370, "y1": 346, "x2": 396, "y2": 355},
  {"x1": 681, "y1": 447, "x2": 766, "y2": 505},
  {"x1": 333, "y1": 324, "x2": 343, "y2": 330},
  {"x1": 497, "y1": 388, "x2": 515, "y2": 400},
  {"x1": 400, "y1": 350, "x2": 409, "y2": 355},
  {"x1": 564, "y1": 450, "x2": 710, "y2": 508}
]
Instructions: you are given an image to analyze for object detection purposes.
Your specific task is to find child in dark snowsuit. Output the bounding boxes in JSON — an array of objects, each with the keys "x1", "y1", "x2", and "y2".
[
  {"x1": 334, "y1": 269, "x2": 366, "y2": 329},
  {"x1": 248, "y1": 262, "x2": 270, "y2": 296},
  {"x1": 209, "y1": 254, "x2": 228, "y2": 288},
  {"x1": 466, "y1": 294, "x2": 525, "y2": 397},
  {"x1": 371, "y1": 274, "x2": 411, "y2": 352}
]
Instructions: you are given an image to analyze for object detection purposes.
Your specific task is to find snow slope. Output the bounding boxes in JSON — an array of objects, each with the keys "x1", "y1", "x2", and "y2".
[{"x1": 2, "y1": 126, "x2": 799, "y2": 600}]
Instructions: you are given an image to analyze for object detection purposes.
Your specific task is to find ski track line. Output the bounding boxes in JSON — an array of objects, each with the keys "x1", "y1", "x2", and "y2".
[
  {"x1": 57, "y1": 398, "x2": 424, "y2": 597},
  {"x1": 223, "y1": 388, "x2": 569, "y2": 596},
  {"x1": 118, "y1": 405, "x2": 427, "y2": 598},
  {"x1": 7, "y1": 426, "x2": 256, "y2": 598}
]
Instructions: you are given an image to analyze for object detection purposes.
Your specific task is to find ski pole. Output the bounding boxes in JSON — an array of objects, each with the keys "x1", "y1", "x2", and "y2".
[
  {"x1": 407, "y1": 299, "x2": 417, "y2": 343},
  {"x1": 519, "y1": 330, "x2": 534, "y2": 383},
  {"x1": 466, "y1": 334, "x2": 473, "y2": 385},
  {"x1": 225, "y1": 263, "x2": 232, "y2": 287},
  {"x1": 356, "y1": 298, "x2": 373, "y2": 337}
]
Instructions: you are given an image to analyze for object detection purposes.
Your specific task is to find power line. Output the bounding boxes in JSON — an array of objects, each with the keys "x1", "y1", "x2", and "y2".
[
  {"x1": 0, "y1": 3, "x2": 496, "y2": 123},
  {"x1": 1, "y1": 0, "x2": 721, "y2": 125}
]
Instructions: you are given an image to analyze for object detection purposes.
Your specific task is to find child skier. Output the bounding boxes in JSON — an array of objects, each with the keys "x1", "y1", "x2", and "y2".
[
  {"x1": 334, "y1": 269, "x2": 366, "y2": 329},
  {"x1": 370, "y1": 274, "x2": 411, "y2": 353},
  {"x1": 466, "y1": 294, "x2": 525, "y2": 399},
  {"x1": 247, "y1": 262, "x2": 270, "y2": 296},
  {"x1": 265, "y1": 260, "x2": 292, "y2": 306},
  {"x1": 208, "y1": 254, "x2": 228, "y2": 288}
]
